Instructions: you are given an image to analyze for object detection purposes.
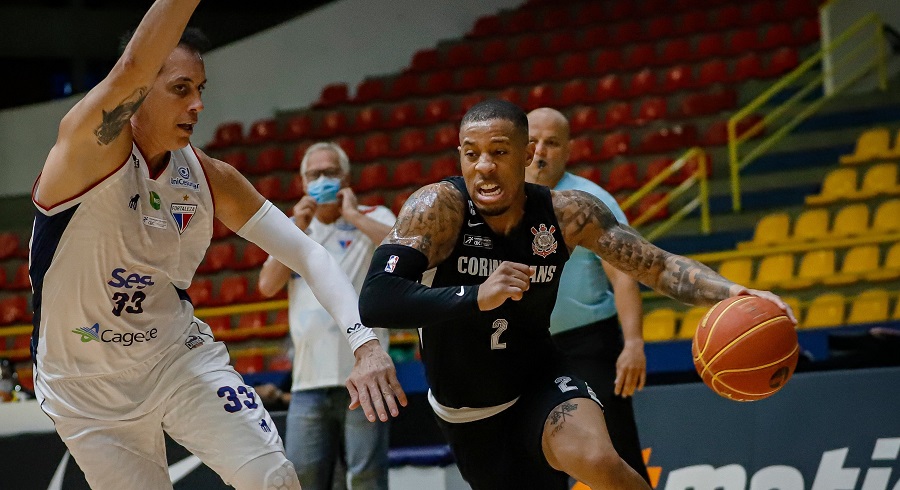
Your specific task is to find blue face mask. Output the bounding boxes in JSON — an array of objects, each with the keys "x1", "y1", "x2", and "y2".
[{"x1": 306, "y1": 175, "x2": 342, "y2": 204}]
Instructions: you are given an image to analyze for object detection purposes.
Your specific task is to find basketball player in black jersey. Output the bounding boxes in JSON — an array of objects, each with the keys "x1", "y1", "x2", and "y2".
[{"x1": 359, "y1": 100, "x2": 795, "y2": 489}]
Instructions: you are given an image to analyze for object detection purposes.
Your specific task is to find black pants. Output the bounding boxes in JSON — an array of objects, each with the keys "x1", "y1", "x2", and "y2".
[{"x1": 552, "y1": 316, "x2": 651, "y2": 484}]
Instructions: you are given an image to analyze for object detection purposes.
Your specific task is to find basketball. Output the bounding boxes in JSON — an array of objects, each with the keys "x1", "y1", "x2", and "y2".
[{"x1": 692, "y1": 295, "x2": 799, "y2": 402}]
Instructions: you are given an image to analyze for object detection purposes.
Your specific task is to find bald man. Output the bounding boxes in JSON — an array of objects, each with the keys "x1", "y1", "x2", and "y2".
[{"x1": 525, "y1": 108, "x2": 651, "y2": 483}]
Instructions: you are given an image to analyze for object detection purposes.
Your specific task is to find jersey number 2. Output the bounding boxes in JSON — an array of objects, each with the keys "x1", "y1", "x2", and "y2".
[{"x1": 491, "y1": 319, "x2": 508, "y2": 350}]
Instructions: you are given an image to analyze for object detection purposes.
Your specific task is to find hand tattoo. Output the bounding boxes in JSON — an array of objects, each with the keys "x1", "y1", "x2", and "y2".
[
  {"x1": 94, "y1": 87, "x2": 148, "y2": 145},
  {"x1": 384, "y1": 182, "x2": 465, "y2": 267}
]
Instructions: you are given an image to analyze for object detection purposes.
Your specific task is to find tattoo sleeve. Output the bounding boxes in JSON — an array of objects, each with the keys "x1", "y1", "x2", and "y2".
[
  {"x1": 384, "y1": 182, "x2": 465, "y2": 268},
  {"x1": 94, "y1": 87, "x2": 148, "y2": 145},
  {"x1": 553, "y1": 190, "x2": 738, "y2": 306}
]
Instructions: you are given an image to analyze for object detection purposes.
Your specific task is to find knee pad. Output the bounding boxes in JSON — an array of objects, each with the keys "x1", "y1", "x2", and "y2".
[{"x1": 231, "y1": 452, "x2": 302, "y2": 490}]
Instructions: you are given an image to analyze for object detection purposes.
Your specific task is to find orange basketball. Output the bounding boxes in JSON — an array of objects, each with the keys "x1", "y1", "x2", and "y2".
[{"x1": 692, "y1": 295, "x2": 799, "y2": 401}]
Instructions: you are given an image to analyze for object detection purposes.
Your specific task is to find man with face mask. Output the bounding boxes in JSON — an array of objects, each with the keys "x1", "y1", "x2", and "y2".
[{"x1": 259, "y1": 142, "x2": 395, "y2": 490}]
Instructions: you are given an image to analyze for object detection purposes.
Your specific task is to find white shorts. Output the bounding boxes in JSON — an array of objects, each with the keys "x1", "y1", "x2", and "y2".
[{"x1": 36, "y1": 320, "x2": 285, "y2": 489}]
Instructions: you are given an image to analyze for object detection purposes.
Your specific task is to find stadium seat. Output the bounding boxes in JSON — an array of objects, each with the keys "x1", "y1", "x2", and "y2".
[
  {"x1": 509, "y1": 35, "x2": 544, "y2": 60},
  {"x1": 830, "y1": 204, "x2": 869, "y2": 238},
  {"x1": 797, "y1": 18, "x2": 821, "y2": 45},
  {"x1": 573, "y1": 3, "x2": 605, "y2": 26},
  {"x1": 627, "y1": 69, "x2": 657, "y2": 98},
  {"x1": 580, "y1": 26, "x2": 609, "y2": 50},
  {"x1": 782, "y1": 0, "x2": 819, "y2": 20},
  {"x1": 220, "y1": 151, "x2": 248, "y2": 173},
  {"x1": 252, "y1": 176, "x2": 282, "y2": 201},
  {"x1": 469, "y1": 15, "x2": 500, "y2": 38},
  {"x1": 314, "y1": 83, "x2": 348, "y2": 108},
  {"x1": 386, "y1": 103, "x2": 419, "y2": 129},
  {"x1": 0, "y1": 295, "x2": 28, "y2": 325},
  {"x1": 547, "y1": 32, "x2": 578, "y2": 56},
  {"x1": 352, "y1": 106, "x2": 383, "y2": 133},
  {"x1": 791, "y1": 209, "x2": 830, "y2": 242},
  {"x1": 754, "y1": 253, "x2": 795, "y2": 289},
  {"x1": 388, "y1": 73, "x2": 419, "y2": 100},
  {"x1": 524, "y1": 58, "x2": 557, "y2": 84},
  {"x1": 747, "y1": 0, "x2": 778, "y2": 25},
  {"x1": 212, "y1": 218, "x2": 235, "y2": 241},
  {"x1": 354, "y1": 79, "x2": 385, "y2": 104},
  {"x1": 624, "y1": 44, "x2": 657, "y2": 70},
  {"x1": 642, "y1": 157, "x2": 676, "y2": 185},
  {"x1": 760, "y1": 24, "x2": 795, "y2": 50},
  {"x1": 237, "y1": 312, "x2": 267, "y2": 341},
  {"x1": 456, "y1": 66, "x2": 488, "y2": 92},
  {"x1": 198, "y1": 243, "x2": 235, "y2": 274},
  {"x1": 847, "y1": 289, "x2": 890, "y2": 325},
  {"x1": 805, "y1": 168, "x2": 858, "y2": 205},
  {"x1": 360, "y1": 133, "x2": 390, "y2": 161},
  {"x1": 610, "y1": 21, "x2": 641, "y2": 46},
  {"x1": 235, "y1": 243, "x2": 269, "y2": 271},
  {"x1": 408, "y1": 48, "x2": 439, "y2": 73},
  {"x1": 420, "y1": 156, "x2": 458, "y2": 185},
  {"x1": 186, "y1": 279, "x2": 213, "y2": 307},
  {"x1": 254, "y1": 147, "x2": 286, "y2": 174},
  {"x1": 678, "y1": 306, "x2": 708, "y2": 340},
  {"x1": 727, "y1": 29, "x2": 760, "y2": 55},
  {"x1": 598, "y1": 133, "x2": 631, "y2": 161},
  {"x1": 284, "y1": 174, "x2": 304, "y2": 201},
  {"x1": 391, "y1": 190, "x2": 414, "y2": 216},
  {"x1": 594, "y1": 74, "x2": 625, "y2": 102},
  {"x1": 576, "y1": 167, "x2": 603, "y2": 186},
  {"x1": 481, "y1": 39, "x2": 508, "y2": 64},
  {"x1": 715, "y1": 5, "x2": 743, "y2": 30},
  {"x1": 217, "y1": 276, "x2": 250, "y2": 306},
  {"x1": 423, "y1": 98, "x2": 453, "y2": 124},
  {"x1": 635, "y1": 192, "x2": 670, "y2": 223},
  {"x1": 639, "y1": 125, "x2": 697, "y2": 154},
  {"x1": 446, "y1": 44, "x2": 475, "y2": 68},
  {"x1": 419, "y1": 70, "x2": 453, "y2": 96},
  {"x1": 355, "y1": 163, "x2": 389, "y2": 193},
  {"x1": 8, "y1": 263, "x2": 30, "y2": 290},
  {"x1": 606, "y1": 162, "x2": 640, "y2": 193},
  {"x1": 718, "y1": 258, "x2": 753, "y2": 285},
  {"x1": 593, "y1": 51, "x2": 625, "y2": 75},
  {"x1": 0, "y1": 268, "x2": 6, "y2": 290},
  {"x1": 280, "y1": 114, "x2": 313, "y2": 142},
  {"x1": 698, "y1": 59, "x2": 730, "y2": 87},
  {"x1": 857, "y1": 163, "x2": 900, "y2": 198},
  {"x1": 602, "y1": 102, "x2": 633, "y2": 130},
  {"x1": 358, "y1": 193, "x2": 386, "y2": 207},
  {"x1": 559, "y1": 53, "x2": 590, "y2": 79},
  {"x1": 234, "y1": 354, "x2": 264, "y2": 375},
  {"x1": 767, "y1": 47, "x2": 800, "y2": 77},
  {"x1": 570, "y1": 107, "x2": 600, "y2": 134},
  {"x1": 560, "y1": 80, "x2": 589, "y2": 107},
  {"x1": 205, "y1": 316, "x2": 231, "y2": 338},
  {"x1": 872, "y1": 199, "x2": 900, "y2": 233},
  {"x1": 497, "y1": 87, "x2": 522, "y2": 106},
  {"x1": 492, "y1": 62, "x2": 523, "y2": 88},
  {"x1": 660, "y1": 39, "x2": 692, "y2": 65},
  {"x1": 634, "y1": 97, "x2": 666, "y2": 125},
  {"x1": 430, "y1": 125, "x2": 459, "y2": 153},
  {"x1": 541, "y1": 9, "x2": 570, "y2": 30},
  {"x1": 678, "y1": 11, "x2": 708, "y2": 36},
  {"x1": 207, "y1": 122, "x2": 243, "y2": 149},
  {"x1": 782, "y1": 249, "x2": 835, "y2": 290},
  {"x1": 392, "y1": 160, "x2": 423, "y2": 189},
  {"x1": 0, "y1": 233, "x2": 19, "y2": 260},
  {"x1": 661, "y1": 65, "x2": 694, "y2": 93},
  {"x1": 643, "y1": 309, "x2": 677, "y2": 341},
  {"x1": 569, "y1": 137, "x2": 596, "y2": 164},
  {"x1": 867, "y1": 242, "x2": 900, "y2": 282},
  {"x1": 647, "y1": 17, "x2": 675, "y2": 40},
  {"x1": 733, "y1": 53, "x2": 765, "y2": 81},
  {"x1": 318, "y1": 111, "x2": 348, "y2": 137},
  {"x1": 839, "y1": 128, "x2": 892, "y2": 164},
  {"x1": 9, "y1": 335, "x2": 31, "y2": 362},
  {"x1": 525, "y1": 84, "x2": 556, "y2": 111},
  {"x1": 801, "y1": 293, "x2": 845, "y2": 328},
  {"x1": 505, "y1": 10, "x2": 536, "y2": 35},
  {"x1": 824, "y1": 245, "x2": 880, "y2": 286}
]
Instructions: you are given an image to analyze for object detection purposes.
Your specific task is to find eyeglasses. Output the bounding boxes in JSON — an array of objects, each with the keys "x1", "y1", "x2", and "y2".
[{"x1": 303, "y1": 168, "x2": 344, "y2": 181}]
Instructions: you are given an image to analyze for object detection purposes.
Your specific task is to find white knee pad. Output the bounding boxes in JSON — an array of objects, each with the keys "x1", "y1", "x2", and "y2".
[{"x1": 230, "y1": 452, "x2": 302, "y2": 490}]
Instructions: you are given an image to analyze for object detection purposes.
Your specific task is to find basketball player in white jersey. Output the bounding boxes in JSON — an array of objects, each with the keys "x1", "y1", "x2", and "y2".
[{"x1": 29, "y1": 1, "x2": 406, "y2": 488}]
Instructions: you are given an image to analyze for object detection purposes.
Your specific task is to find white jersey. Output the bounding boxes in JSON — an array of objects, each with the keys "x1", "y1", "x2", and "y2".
[
  {"x1": 30, "y1": 142, "x2": 214, "y2": 416},
  {"x1": 287, "y1": 206, "x2": 393, "y2": 391}
]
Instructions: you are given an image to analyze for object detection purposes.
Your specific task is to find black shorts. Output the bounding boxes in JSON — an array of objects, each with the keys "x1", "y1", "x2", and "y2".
[{"x1": 435, "y1": 369, "x2": 603, "y2": 490}]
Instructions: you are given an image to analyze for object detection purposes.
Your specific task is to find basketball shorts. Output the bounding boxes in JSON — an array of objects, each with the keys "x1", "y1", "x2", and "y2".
[
  {"x1": 35, "y1": 319, "x2": 285, "y2": 489},
  {"x1": 435, "y1": 369, "x2": 603, "y2": 490}
]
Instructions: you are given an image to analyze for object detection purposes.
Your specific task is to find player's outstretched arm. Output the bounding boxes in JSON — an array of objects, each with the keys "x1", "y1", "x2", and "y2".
[
  {"x1": 199, "y1": 150, "x2": 406, "y2": 422},
  {"x1": 38, "y1": 0, "x2": 202, "y2": 208},
  {"x1": 552, "y1": 190, "x2": 796, "y2": 322}
]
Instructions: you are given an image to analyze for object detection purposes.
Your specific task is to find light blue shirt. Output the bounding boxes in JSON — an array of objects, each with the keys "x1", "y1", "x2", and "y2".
[{"x1": 550, "y1": 172, "x2": 629, "y2": 335}]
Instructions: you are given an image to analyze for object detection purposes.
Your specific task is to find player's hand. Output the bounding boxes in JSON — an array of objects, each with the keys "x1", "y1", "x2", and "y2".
[
  {"x1": 477, "y1": 261, "x2": 534, "y2": 311},
  {"x1": 734, "y1": 288, "x2": 798, "y2": 325},
  {"x1": 346, "y1": 339, "x2": 408, "y2": 422},
  {"x1": 614, "y1": 340, "x2": 646, "y2": 398},
  {"x1": 292, "y1": 196, "x2": 317, "y2": 230},
  {"x1": 337, "y1": 187, "x2": 360, "y2": 219}
]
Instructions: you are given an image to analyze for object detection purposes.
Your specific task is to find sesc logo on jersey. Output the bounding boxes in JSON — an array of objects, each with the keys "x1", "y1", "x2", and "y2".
[{"x1": 171, "y1": 204, "x2": 198, "y2": 234}]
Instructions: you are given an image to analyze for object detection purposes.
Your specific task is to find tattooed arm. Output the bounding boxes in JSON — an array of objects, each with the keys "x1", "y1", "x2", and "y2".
[
  {"x1": 382, "y1": 181, "x2": 466, "y2": 267},
  {"x1": 552, "y1": 190, "x2": 797, "y2": 320},
  {"x1": 36, "y1": 0, "x2": 201, "y2": 208}
]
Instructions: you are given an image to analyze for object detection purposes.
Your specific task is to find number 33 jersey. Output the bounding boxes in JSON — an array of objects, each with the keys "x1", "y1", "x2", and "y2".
[{"x1": 30, "y1": 143, "x2": 213, "y2": 380}]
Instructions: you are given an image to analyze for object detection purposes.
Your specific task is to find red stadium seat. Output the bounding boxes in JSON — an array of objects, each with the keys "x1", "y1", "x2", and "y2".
[
  {"x1": 205, "y1": 315, "x2": 230, "y2": 336},
  {"x1": 609, "y1": 21, "x2": 642, "y2": 46},
  {"x1": 695, "y1": 33, "x2": 726, "y2": 60},
  {"x1": 361, "y1": 133, "x2": 390, "y2": 161},
  {"x1": 186, "y1": 279, "x2": 213, "y2": 307},
  {"x1": 0, "y1": 295, "x2": 28, "y2": 324},
  {"x1": 469, "y1": 15, "x2": 501, "y2": 38},
  {"x1": 660, "y1": 39, "x2": 692, "y2": 64},
  {"x1": 280, "y1": 114, "x2": 313, "y2": 142},
  {"x1": 574, "y1": 3, "x2": 605, "y2": 26},
  {"x1": 598, "y1": 133, "x2": 631, "y2": 161},
  {"x1": 761, "y1": 24, "x2": 795, "y2": 50},
  {"x1": 635, "y1": 97, "x2": 667, "y2": 125},
  {"x1": 220, "y1": 151, "x2": 248, "y2": 173},
  {"x1": 767, "y1": 47, "x2": 799, "y2": 77},
  {"x1": 747, "y1": 1, "x2": 778, "y2": 26},
  {"x1": 677, "y1": 11, "x2": 708, "y2": 36},
  {"x1": 387, "y1": 74, "x2": 419, "y2": 100},
  {"x1": 559, "y1": 53, "x2": 590, "y2": 79},
  {"x1": 715, "y1": 5, "x2": 743, "y2": 30},
  {"x1": 541, "y1": 9, "x2": 570, "y2": 30},
  {"x1": 284, "y1": 174, "x2": 304, "y2": 201},
  {"x1": 643, "y1": 157, "x2": 681, "y2": 185},
  {"x1": 639, "y1": 125, "x2": 697, "y2": 153},
  {"x1": 624, "y1": 44, "x2": 657, "y2": 70},
  {"x1": 733, "y1": 53, "x2": 765, "y2": 81},
  {"x1": 356, "y1": 164, "x2": 389, "y2": 193},
  {"x1": 782, "y1": 0, "x2": 819, "y2": 19},
  {"x1": 492, "y1": 62, "x2": 523, "y2": 89},
  {"x1": 0, "y1": 268, "x2": 7, "y2": 290},
  {"x1": 498, "y1": 87, "x2": 522, "y2": 106},
  {"x1": 391, "y1": 191, "x2": 414, "y2": 216},
  {"x1": 235, "y1": 243, "x2": 269, "y2": 271},
  {"x1": 253, "y1": 147, "x2": 285, "y2": 174},
  {"x1": 482, "y1": 40, "x2": 509, "y2": 64},
  {"x1": 392, "y1": 160, "x2": 423, "y2": 188},
  {"x1": 662, "y1": 65, "x2": 694, "y2": 93},
  {"x1": 354, "y1": 79, "x2": 385, "y2": 104},
  {"x1": 627, "y1": 69, "x2": 658, "y2": 98},
  {"x1": 636, "y1": 192, "x2": 670, "y2": 222},
  {"x1": 698, "y1": 59, "x2": 730, "y2": 86},
  {"x1": 423, "y1": 98, "x2": 453, "y2": 124},
  {"x1": 352, "y1": 106, "x2": 383, "y2": 133},
  {"x1": 639, "y1": 0, "x2": 667, "y2": 17},
  {"x1": 526, "y1": 84, "x2": 556, "y2": 111},
  {"x1": 234, "y1": 354, "x2": 264, "y2": 374},
  {"x1": 510, "y1": 35, "x2": 544, "y2": 60},
  {"x1": 703, "y1": 120, "x2": 729, "y2": 146},
  {"x1": 459, "y1": 94, "x2": 486, "y2": 117},
  {"x1": 569, "y1": 107, "x2": 600, "y2": 134},
  {"x1": 420, "y1": 156, "x2": 458, "y2": 185},
  {"x1": 420, "y1": 71, "x2": 453, "y2": 96},
  {"x1": 253, "y1": 176, "x2": 282, "y2": 201},
  {"x1": 647, "y1": 17, "x2": 675, "y2": 40},
  {"x1": 797, "y1": 18, "x2": 820, "y2": 45},
  {"x1": 291, "y1": 142, "x2": 313, "y2": 171},
  {"x1": 208, "y1": 122, "x2": 243, "y2": 149},
  {"x1": 10, "y1": 335, "x2": 31, "y2": 362},
  {"x1": 238, "y1": 312, "x2": 267, "y2": 341},
  {"x1": 576, "y1": 167, "x2": 603, "y2": 186},
  {"x1": 359, "y1": 193, "x2": 386, "y2": 207},
  {"x1": 593, "y1": 50, "x2": 624, "y2": 74},
  {"x1": 569, "y1": 137, "x2": 596, "y2": 164},
  {"x1": 606, "y1": 162, "x2": 640, "y2": 193},
  {"x1": 446, "y1": 44, "x2": 476, "y2": 68},
  {"x1": 727, "y1": 29, "x2": 760, "y2": 55},
  {"x1": 212, "y1": 219, "x2": 234, "y2": 240},
  {"x1": 318, "y1": 111, "x2": 348, "y2": 137},
  {"x1": 594, "y1": 74, "x2": 625, "y2": 102},
  {"x1": 680, "y1": 90, "x2": 733, "y2": 117},
  {"x1": 457, "y1": 66, "x2": 488, "y2": 92},
  {"x1": 580, "y1": 26, "x2": 609, "y2": 50},
  {"x1": 0, "y1": 233, "x2": 19, "y2": 260},
  {"x1": 9, "y1": 263, "x2": 30, "y2": 290},
  {"x1": 314, "y1": 83, "x2": 348, "y2": 108},
  {"x1": 546, "y1": 32, "x2": 578, "y2": 55},
  {"x1": 505, "y1": 10, "x2": 537, "y2": 35},
  {"x1": 430, "y1": 125, "x2": 459, "y2": 153},
  {"x1": 395, "y1": 129, "x2": 427, "y2": 157},
  {"x1": 409, "y1": 48, "x2": 439, "y2": 73},
  {"x1": 198, "y1": 243, "x2": 235, "y2": 274},
  {"x1": 560, "y1": 80, "x2": 589, "y2": 107},
  {"x1": 335, "y1": 136, "x2": 357, "y2": 162},
  {"x1": 609, "y1": 0, "x2": 636, "y2": 21},
  {"x1": 386, "y1": 103, "x2": 419, "y2": 129},
  {"x1": 524, "y1": 58, "x2": 557, "y2": 84},
  {"x1": 603, "y1": 102, "x2": 633, "y2": 130}
]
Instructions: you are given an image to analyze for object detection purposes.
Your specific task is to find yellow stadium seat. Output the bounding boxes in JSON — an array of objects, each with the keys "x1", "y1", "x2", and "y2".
[
  {"x1": 738, "y1": 213, "x2": 790, "y2": 249},
  {"x1": 791, "y1": 209, "x2": 830, "y2": 242},
  {"x1": 824, "y1": 245, "x2": 880, "y2": 286},
  {"x1": 754, "y1": 253, "x2": 795, "y2": 289},
  {"x1": 802, "y1": 293, "x2": 846, "y2": 329},
  {"x1": 718, "y1": 258, "x2": 753, "y2": 285},
  {"x1": 840, "y1": 128, "x2": 892, "y2": 164},
  {"x1": 644, "y1": 309, "x2": 677, "y2": 342},
  {"x1": 872, "y1": 199, "x2": 900, "y2": 234},
  {"x1": 866, "y1": 242, "x2": 900, "y2": 282},
  {"x1": 805, "y1": 168, "x2": 858, "y2": 205},
  {"x1": 830, "y1": 204, "x2": 869, "y2": 238},
  {"x1": 781, "y1": 296, "x2": 802, "y2": 324},
  {"x1": 678, "y1": 306, "x2": 709, "y2": 340},
  {"x1": 893, "y1": 296, "x2": 900, "y2": 320},
  {"x1": 857, "y1": 162, "x2": 900, "y2": 198},
  {"x1": 847, "y1": 289, "x2": 890, "y2": 325},
  {"x1": 782, "y1": 249, "x2": 835, "y2": 290}
]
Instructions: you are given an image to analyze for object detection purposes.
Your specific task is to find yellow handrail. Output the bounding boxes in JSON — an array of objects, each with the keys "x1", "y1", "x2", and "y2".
[
  {"x1": 620, "y1": 147, "x2": 711, "y2": 242},
  {"x1": 728, "y1": 13, "x2": 888, "y2": 211}
]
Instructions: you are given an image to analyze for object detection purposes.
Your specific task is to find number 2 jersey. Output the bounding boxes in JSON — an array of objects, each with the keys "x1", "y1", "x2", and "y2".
[
  {"x1": 30, "y1": 143, "x2": 215, "y2": 417},
  {"x1": 424, "y1": 176, "x2": 570, "y2": 412}
]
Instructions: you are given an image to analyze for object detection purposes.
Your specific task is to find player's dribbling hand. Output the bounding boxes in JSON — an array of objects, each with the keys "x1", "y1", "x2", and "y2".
[
  {"x1": 733, "y1": 287, "x2": 798, "y2": 326},
  {"x1": 346, "y1": 339, "x2": 408, "y2": 423},
  {"x1": 292, "y1": 196, "x2": 317, "y2": 230},
  {"x1": 477, "y1": 261, "x2": 534, "y2": 311}
]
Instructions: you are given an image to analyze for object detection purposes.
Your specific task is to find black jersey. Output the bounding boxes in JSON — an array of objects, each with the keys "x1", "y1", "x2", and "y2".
[{"x1": 423, "y1": 176, "x2": 570, "y2": 408}]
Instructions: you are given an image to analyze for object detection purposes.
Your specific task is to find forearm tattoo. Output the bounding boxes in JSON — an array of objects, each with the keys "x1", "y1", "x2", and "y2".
[
  {"x1": 553, "y1": 190, "x2": 735, "y2": 306},
  {"x1": 384, "y1": 182, "x2": 464, "y2": 267},
  {"x1": 547, "y1": 402, "x2": 578, "y2": 437},
  {"x1": 94, "y1": 87, "x2": 148, "y2": 145}
]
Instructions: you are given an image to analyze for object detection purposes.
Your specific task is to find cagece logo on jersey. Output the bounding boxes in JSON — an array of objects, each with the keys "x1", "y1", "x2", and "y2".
[
  {"x1": 107, "y1": 268, "x2": 154, "y2": 289},
  {"x1": 70, "y1": 323, "x2": 159, "y2": 346}
]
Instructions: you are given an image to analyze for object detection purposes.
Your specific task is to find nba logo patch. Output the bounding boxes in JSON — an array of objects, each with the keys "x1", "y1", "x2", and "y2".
[
  {"x1": 385, "y1": 255, "x2": 399, "y2": 273},
  {"x1": 171, "y1": 203, "x2": 198, "y2": 234}
]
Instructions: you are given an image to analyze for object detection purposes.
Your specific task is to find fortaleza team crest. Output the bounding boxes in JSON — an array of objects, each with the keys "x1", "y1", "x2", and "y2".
[
  {"x1": 531, "y1": 223, "x2": 557, "y2": 258},
  {"x1": 171, "y1": 203, "x2": 198, "y2": 234}
]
